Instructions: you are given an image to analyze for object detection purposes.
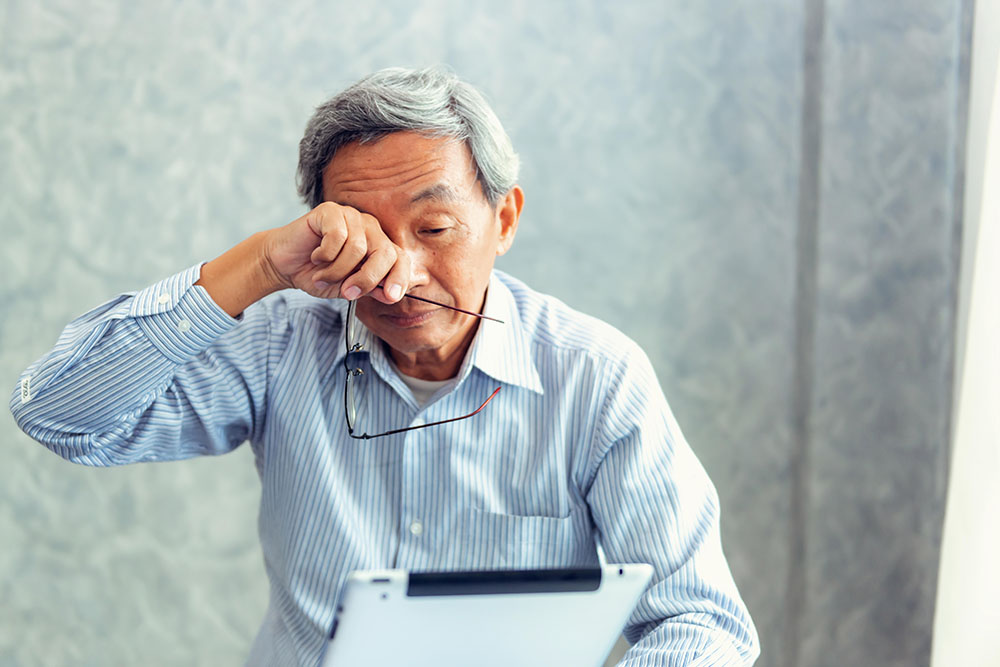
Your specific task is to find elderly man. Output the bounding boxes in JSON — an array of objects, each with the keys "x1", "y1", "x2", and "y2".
[{"x1": 12, "y1": 68, "x2": 759, "y2": 665}]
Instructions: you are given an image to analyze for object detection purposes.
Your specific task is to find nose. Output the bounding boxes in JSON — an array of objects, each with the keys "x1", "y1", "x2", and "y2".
[
  {"x1": 399, "y1": 245, "x2": 431, "y2": 294},
  {"x1": 383, "y1": 228, "x2": 430, "y2": 295}
]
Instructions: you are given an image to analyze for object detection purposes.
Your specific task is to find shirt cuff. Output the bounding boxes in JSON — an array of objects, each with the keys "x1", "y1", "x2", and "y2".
[{"x1": 130, "y1": 263, "x2": 240, "y2": 364}]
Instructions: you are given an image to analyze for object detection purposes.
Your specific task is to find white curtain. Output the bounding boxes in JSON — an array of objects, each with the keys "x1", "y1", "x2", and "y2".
[{"x1": 931, "y1": 2, "x2": 1000, "y2": 664}]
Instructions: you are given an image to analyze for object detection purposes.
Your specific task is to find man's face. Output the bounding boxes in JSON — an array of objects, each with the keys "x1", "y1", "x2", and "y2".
[{"x1": 322, "y1": 131, "x2": 521, "y2": 379}]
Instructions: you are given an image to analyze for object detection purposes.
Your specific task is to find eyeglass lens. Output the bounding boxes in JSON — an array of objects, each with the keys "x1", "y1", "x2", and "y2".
[{"x1": 344, "y1": 300, "x2": 363, "y2": 432}]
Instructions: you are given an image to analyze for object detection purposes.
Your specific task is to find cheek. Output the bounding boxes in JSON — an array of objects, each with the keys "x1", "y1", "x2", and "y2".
[
  {"x1": 428, "y1": 242, "x2": 481, "y2": 279},
  {"x1": 425, "y1": 219, "x2": 499, "y2": 297},
  {"x1": 353, "y1": 302, "x2": 377, "y2": 331},
  {"x1": 439, "y1": 247, "x2": 492, "y2": 293}
]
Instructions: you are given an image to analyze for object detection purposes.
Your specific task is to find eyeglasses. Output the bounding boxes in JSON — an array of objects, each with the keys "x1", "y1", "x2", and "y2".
[{"x1": 343, "y1": 292, "x2": 503, "y2": 440}]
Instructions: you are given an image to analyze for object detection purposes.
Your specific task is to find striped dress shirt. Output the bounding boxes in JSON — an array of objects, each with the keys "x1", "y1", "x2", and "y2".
[{"x1": 11, "y1": 265, "x2": 759, "y2": 666}]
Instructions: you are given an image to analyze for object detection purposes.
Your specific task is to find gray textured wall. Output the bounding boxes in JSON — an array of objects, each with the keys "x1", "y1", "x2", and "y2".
[{"x1": 0, "y1": 1, "x2": 969, "y2": 666}]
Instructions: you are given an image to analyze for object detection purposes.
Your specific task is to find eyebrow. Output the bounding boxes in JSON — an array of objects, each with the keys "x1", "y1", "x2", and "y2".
[{"x1": 409, "y1": 183, "x2": 464, "y2": 205}]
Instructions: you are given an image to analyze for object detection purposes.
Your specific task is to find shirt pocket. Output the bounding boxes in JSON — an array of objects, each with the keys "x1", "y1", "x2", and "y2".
[{"x1": 460, "y1": 504, "x2": 597, "y2": 570}]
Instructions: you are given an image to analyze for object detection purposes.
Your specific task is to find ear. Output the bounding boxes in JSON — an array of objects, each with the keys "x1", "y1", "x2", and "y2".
[{"x1": 495, "y1": 185, "x2": 524, "y2": 257}]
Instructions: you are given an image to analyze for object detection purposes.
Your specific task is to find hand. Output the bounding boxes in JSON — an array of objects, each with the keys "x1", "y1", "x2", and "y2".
[{"x1": 262, "y1": 202, "x2": 410, "y2": 304}]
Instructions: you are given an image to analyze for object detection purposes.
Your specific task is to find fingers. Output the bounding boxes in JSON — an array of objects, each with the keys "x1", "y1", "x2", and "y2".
[
  {"x1": 380, "y1": 252, "x2": 411, "y2": 305},
  {"x1": 307, "y1": 210, "x2": 347, "y2": 266},
  {"x1": 340, "y1": 217, "x2": 410, "y2": 304},
  {"x1": 367, "y1": 252, "x2": 412, "y2": 305},
  {"x1": 306, "y1": 203, "x2": 408, "y2": 303},
  {"x1": 311, "y1": 208, "x2": 366, "y2": 284}
]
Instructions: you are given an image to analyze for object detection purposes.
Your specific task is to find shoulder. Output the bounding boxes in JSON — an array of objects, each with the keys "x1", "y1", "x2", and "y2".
[{"x1": 496, "y1": 270, "x2": 645, "y2": 366}]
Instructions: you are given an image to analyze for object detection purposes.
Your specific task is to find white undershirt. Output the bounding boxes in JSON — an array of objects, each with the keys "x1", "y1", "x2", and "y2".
[{"x1": 394, "y1": 367, "x2": 453, "y2": 407}]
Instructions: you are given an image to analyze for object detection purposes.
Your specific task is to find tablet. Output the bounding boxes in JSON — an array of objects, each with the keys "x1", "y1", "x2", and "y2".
[{"x1": 320, "y1": 563, "x2": 653, "y2": 667}]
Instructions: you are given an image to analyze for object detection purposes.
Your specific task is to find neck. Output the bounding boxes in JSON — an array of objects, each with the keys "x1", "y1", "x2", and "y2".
[{"x1": 388, "y1": 316, "x2": 481, "y2": 381}]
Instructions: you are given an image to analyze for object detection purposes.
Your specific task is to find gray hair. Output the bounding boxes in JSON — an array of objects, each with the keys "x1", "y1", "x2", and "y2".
[{"x1": 297, "y1": 67, "x2": 520, "y2": 209}]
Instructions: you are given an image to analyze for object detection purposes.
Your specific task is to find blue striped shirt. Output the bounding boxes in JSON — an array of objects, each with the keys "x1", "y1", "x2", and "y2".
[{"x1": 11, "y1": 265, "x2": 759, "y2": 666}]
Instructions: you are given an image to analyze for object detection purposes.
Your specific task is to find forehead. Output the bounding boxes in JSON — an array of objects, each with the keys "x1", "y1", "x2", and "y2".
[{"x1": 321, "y1": 132, "x2": 479, "y2": 207}]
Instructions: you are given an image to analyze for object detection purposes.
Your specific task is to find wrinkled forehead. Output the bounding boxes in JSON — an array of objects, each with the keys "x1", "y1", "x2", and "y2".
[{"x1": 320, "y1": 132, "x2": 484, "y2": 208}]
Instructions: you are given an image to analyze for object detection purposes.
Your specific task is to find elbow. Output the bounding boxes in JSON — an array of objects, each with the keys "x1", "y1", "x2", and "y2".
[{"x1": 11, "y1": 395, "x2": 117, "y2": 466}]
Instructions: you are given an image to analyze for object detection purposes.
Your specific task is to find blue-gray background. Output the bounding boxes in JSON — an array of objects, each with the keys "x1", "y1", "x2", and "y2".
[{"x1": 0, "y1": 1, "x2": 971, "y2": 665}]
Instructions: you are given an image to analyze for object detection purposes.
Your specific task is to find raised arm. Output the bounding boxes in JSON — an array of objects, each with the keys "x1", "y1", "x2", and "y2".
[{"x1": 10, "y1": 202, "x2": 408, "y2": 465}]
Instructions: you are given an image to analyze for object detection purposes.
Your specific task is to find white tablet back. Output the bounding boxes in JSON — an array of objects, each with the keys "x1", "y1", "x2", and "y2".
[{"x1": 321, "y1": 563, "x2": 653, "y2": 667}]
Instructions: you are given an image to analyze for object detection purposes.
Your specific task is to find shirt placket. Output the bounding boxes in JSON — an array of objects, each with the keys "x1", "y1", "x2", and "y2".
[{"x1": 394, "y1": 423, "x2": 434, "y2": 569}]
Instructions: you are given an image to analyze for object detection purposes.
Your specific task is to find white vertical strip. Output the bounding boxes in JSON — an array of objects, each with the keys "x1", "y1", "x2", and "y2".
[{"x1": 932, "y1": 2, "x2": 1000, "y2": 663}]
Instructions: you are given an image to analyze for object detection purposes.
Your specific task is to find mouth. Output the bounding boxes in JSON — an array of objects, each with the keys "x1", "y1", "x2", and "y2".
[{"x1": 378, "y1": 308, "x2": 438, "y2": 328}]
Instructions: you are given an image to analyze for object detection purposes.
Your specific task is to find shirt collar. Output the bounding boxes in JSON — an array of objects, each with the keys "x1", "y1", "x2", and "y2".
[
  {"x1": 463, "y1": 272, "x2": 545, "y2": 395},
  {"x1": 330, "y1": 272, "x2": 544, "y2": 396}
]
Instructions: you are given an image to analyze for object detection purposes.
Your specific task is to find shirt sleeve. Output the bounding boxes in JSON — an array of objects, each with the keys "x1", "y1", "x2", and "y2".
[
  {"x1": 585, "y1": 342, "x2": 760, "y2": 666},
  {"x1": 9, "y1": 264, "x2": 273, "y2": 466}
]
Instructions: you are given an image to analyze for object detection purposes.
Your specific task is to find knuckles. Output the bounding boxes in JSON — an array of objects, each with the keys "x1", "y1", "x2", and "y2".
[
  {"x1": 343, "y1": 238, "x2": 367, "y2": 258},
  {"x1": 314, "y1": 201, "x2": 343, "y2": 216},
  {"x1": 369, "y1": 245, "x2": 397, "y2": 262},
  {"x1": 299, "y1": 202, "x2": 405, "y2": 298}
]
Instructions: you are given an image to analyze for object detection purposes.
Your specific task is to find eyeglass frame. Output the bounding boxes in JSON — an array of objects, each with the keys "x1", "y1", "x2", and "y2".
[{"x1": 343, "y1": 294, "x2": 503, "y2": 440}]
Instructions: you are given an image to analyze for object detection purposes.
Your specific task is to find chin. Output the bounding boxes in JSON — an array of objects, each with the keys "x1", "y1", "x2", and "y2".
[{"x1": 371, "y1": 324, "x2": 443, "y2": 354}]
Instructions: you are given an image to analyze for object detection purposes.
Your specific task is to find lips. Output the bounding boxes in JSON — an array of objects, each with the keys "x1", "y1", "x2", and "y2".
[{"x1": 379, "y1": 308, "x2": 438, "y2": 328}]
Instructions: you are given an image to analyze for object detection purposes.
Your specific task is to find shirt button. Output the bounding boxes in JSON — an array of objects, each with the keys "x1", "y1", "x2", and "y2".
[
  {"x1": 409, "y1": 520, "x2": 424, "y2": 536},
  {"x1": 176, "y1": 319, "x2": 192, "y2": 333},
  {"x1": 157, "y1": 293, "x2": 171, "y2": 305}
]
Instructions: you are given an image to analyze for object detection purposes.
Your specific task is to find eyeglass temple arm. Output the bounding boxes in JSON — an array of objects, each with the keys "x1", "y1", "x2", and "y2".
[
  {"x1": 350, "y1": 387, "x2": 502, "y2": 440},
  {"x1": 375, "y1": 284, "x2": 504, "y2": 324}
]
